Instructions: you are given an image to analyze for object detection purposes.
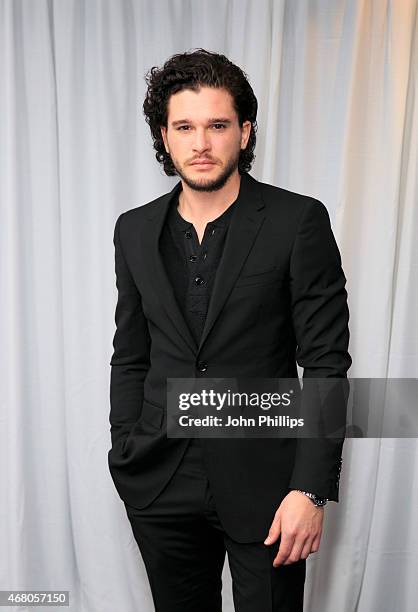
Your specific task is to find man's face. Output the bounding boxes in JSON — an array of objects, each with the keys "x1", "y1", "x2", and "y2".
[{"x1": 160, "y1": 86, "x2": 251, "y2": 192}]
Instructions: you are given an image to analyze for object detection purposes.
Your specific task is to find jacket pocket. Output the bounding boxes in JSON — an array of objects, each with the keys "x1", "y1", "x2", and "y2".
[
  {"x1": 140, "y1": 399, "x2": 165, "y2": 430},
  {"x1": 234, "y1": 268, "x2": 285, "y2": 288}
]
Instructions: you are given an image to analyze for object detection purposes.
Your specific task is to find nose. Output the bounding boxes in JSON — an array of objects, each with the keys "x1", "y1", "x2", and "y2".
[{"x1": 192, "y1": 127, "x2": 210, "y2": 153}]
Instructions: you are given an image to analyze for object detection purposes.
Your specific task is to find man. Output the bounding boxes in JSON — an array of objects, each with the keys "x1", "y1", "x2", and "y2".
[{"x1": 108, "y1": 49, "x2": 351, "y2": 611}]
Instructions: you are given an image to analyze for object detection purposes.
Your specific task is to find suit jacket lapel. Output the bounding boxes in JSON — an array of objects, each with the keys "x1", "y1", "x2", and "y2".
[
  {"x1": 140, "y1": 181, "x2": 199, "y2": 355},
  {"x1": 198, "y1": 172, "x2": 266, "y2": 353},
  {"x1": 140, "y1": 172, "x2": 266, "y2": 357}
]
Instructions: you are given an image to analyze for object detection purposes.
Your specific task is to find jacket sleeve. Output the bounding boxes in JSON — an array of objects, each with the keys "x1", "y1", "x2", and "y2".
[
  {"x1": 288, "y1": 199, "x2": 351, "y2": 501},
  {"x1": 109, "y1": 212, "x2": 151, "y2": 449}
]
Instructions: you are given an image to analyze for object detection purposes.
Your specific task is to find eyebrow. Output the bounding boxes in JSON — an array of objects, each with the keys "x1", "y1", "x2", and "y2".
[{"x1": 171, "y1": 118, "x2": 233, "y2": 127}]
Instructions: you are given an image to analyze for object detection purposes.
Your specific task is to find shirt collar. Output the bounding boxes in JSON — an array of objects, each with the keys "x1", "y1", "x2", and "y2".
[{"x1": 167, "y1": 190, "x2": 237, "y2": 232}]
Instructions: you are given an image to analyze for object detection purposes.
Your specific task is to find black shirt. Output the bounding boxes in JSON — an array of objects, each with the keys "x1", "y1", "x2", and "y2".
[{"x1": 159, "y1": 191, "x2": 237, "y2": 345}]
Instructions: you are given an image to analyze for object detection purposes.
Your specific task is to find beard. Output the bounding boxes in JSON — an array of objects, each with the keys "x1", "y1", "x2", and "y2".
[{"x1": 171, "y1": 148, "x2": 241, "y2": 192}]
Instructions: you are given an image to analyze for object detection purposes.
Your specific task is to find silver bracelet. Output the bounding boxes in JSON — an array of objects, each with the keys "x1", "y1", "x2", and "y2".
[{"x1": 294, "y1": 489, "x2": 328, "y2": 507}]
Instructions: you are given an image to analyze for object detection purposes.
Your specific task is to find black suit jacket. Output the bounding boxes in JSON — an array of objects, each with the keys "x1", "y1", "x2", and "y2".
[{"x1": 108, "y1": 172, "x2": 351, "y2": 542}]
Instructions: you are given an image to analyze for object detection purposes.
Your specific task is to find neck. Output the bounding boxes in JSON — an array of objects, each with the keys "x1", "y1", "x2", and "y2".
[{"x1": 178, "y1": 171, "x2": 241, "y2": 224}]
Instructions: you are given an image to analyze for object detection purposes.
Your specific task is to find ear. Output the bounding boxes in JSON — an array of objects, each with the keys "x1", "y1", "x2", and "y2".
[
  {"x1": 240, "y1": 121, "x2": 252, "y2": 149},
  {"x1": 160, "y1": 126, "x2": 169, "y2": 153}
]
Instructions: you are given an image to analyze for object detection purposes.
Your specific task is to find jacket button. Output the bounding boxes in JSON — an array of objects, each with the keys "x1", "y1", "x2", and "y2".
[{"x1": 197, "y1": 361, "x2": 208, "y2": 372}]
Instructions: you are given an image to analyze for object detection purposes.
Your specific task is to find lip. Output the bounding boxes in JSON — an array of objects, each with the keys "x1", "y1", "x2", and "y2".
[{"x1": 190, "y1": 160, "x2": 215, "y2": 166}]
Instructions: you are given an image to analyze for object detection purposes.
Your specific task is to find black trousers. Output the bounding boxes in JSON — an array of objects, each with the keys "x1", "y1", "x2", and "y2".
[{"x1": 124, "y1": 438, "x2": 306, "y2": 612}]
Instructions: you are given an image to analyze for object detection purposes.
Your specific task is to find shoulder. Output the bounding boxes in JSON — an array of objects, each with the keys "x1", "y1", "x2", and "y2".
[
  {"x1": 253, "y1": 175, "x2": 328, "y2": 222},
  {"x1": 113, "y1": 181, "x2": 179, "y2": 235},
  {"x1": 118, "y1": 191, "x2": 168, "y2": 223}
]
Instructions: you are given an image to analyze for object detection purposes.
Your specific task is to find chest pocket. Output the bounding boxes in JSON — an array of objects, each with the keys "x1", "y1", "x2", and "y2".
[{"x1": 234, "y1": 267, "x2": 285, "y2": 288}]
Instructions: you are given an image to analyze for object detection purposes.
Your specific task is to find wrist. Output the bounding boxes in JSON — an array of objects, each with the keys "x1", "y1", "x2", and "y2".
[{"x1": 292, "y1": 489, "x2": 328, "y2": 507}]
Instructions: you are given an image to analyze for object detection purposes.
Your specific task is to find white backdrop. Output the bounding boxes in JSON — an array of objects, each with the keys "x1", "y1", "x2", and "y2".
[{"x1": 1, "y1": 1, "x2": 417, "y2": 611}]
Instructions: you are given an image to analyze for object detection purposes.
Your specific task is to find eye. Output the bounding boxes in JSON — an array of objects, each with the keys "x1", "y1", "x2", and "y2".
[
  {"x1": 212, "y1": 123, "x2": 226, "y2": 129},
  {"x1": 177, "y1": 125, "x2": 190, "y2": 131}
]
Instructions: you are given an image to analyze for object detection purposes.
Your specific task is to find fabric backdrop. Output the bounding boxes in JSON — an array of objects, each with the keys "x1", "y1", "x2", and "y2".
[{"x1": 1, "y1": 1, "x2": 417, "y2": 610}]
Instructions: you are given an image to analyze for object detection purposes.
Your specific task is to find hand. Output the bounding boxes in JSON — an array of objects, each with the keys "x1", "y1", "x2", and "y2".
[{"x1": 264, "y1": 490, "x2": 324, "y2": 566}]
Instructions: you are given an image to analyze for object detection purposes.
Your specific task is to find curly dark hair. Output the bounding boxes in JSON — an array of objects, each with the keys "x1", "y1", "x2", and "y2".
[{"x1": 142, "y1": 48, "x2": 258, "y2": 176}]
